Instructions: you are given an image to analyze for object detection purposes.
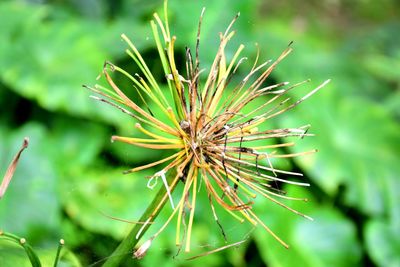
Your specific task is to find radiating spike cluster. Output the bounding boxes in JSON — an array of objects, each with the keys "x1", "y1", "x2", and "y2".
[{"x1": 87, "y1": 0, "x2": 329, "y2": 256}]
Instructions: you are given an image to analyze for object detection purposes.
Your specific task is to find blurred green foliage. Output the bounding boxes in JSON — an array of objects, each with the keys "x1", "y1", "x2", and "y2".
[{"x1": 0, "y1": 0, "x2": 399, "y2": 266}]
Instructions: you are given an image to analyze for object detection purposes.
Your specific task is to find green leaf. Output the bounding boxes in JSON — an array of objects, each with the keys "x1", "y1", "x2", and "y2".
[
  {"x1": 0, "y1": 2, "x2": 135, "y2": 127},
  {"x1": 61, "y1": 166, "x2": 156, "y2": 240},
  {"x1": 363, "y1": 53, "x2": 400, "y2": 83},
  {"x1": 365, "y1": 171, "x2": 400, "y2": 267},
  {"x1": 254, "y1": 186, "x2": 362, "y2": 267},
  {"x1": 48, "y1": 117, "x2": 109, "y2": 168},
  {"x1": 365, "y1": 219, "x2": 400, "y2": 267},
  {"x1": 277, "y1": 90, "x2": 400, "y2": 217}
]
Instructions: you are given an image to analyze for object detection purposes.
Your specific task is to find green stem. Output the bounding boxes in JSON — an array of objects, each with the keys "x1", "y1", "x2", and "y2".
[
  {"x1": 53, "y1": 239, "x2": 64, "y2": 267},
  {"x1": 102, "y1": 170, "x2": 177, "y2": 267}
]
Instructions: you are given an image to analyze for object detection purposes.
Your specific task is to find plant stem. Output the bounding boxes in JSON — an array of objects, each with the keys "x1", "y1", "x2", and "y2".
[
  {"x1": 53, "y1": 239, "x2": 64, "y2": 267},
  {"x1": 0, "y1": 231, "x2": 41, "y2": 267},
  {"x1": 102, "y1": 170, "x2": 177, "y2": 267}
]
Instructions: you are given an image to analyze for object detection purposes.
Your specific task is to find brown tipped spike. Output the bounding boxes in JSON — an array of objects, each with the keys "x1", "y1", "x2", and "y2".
[{"x1": 0, "y1": 137, "x2": 29, "y2": 199}]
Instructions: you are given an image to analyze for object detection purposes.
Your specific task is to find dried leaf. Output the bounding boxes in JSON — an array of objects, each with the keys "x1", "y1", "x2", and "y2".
[{"x1": 0, "y1": 137, "x2": 29, "y2": 199}]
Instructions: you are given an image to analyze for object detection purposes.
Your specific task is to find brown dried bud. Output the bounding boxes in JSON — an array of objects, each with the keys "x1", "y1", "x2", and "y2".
[{"x1": 133, "y1": 238, "x2": 152, "y2": 259}]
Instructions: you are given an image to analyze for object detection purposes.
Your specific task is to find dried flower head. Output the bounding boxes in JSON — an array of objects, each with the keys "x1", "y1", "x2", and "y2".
[{"x1": 87, "y1": 1, "x2": 329, "y2": 255}]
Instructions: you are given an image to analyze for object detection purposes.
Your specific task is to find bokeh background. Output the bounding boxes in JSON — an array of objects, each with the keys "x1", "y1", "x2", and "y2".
[{"x1": 0, "y1": 0, "x2": 399, "y2": 266}]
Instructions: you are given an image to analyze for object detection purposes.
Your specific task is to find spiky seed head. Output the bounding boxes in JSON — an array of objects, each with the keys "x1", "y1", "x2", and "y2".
[{"x1": 88, "y1": 0, "x2": 329, "y2": 256}]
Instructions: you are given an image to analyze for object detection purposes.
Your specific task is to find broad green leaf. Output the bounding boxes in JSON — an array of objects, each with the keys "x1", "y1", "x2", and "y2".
[
  {"x1": 277, "y1": 87, "x2": 400, "y2": 217},
  {"x1": 0, "y1": 2, "x2": 139, "y2": 127},
  {"x1": 365, "y1": 219, "x2": 400, "y2": 267},
  {"x1": 365, "y1": 172, "x2": 400, "y2": 267},
  {"x1": 254, "y1": 186, "x2": 362, "y2": 267},
  {"x1": 363, "y1": 53, "x2": 400, "y2": 83},
  {"x1": 48, "y1": 117, "x2": 109, "y2": 168},
  {"x1": 259, "y1": 14, "x2": 400, "y2": 224},
  {"x1": 61, "y1": 166, "x2": 156, "y2": 240}
]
